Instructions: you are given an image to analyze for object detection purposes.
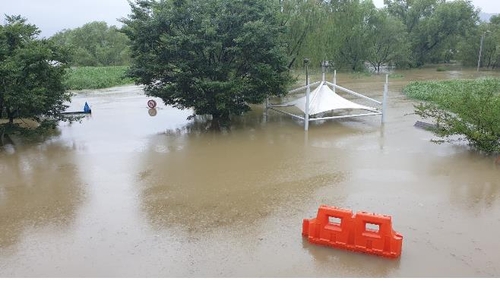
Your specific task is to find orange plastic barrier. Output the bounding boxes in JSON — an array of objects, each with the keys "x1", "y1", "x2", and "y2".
[{"x1": 302, "y1": 205, "x2": 403, "y2": 258}]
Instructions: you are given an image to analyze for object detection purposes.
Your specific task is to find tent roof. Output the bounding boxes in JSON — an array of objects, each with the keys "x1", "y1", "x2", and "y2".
[{"x1": 286, "y1": 82, "x2": 377, "y2": 116}]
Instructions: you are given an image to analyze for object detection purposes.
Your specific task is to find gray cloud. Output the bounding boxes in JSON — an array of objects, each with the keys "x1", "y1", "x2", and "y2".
[
  {"x1": 2, "y1": 0, "x2": 498, "y2": 39},
  {"x1": 1, "y1": 0, "x2": 131, "y2": 37}
]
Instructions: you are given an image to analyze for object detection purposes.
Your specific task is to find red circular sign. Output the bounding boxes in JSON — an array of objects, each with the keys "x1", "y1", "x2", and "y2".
[{"x1": 147, "y1": 99, "x2": 157, "y2": 109}]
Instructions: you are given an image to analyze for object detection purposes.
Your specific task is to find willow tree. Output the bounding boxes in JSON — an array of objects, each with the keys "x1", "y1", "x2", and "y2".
[
  {"x1": 280, "y1": 0, "x2": 329, "y2": 68},
  {"x1": 366, "y1": 9, "x2": 410, "y2": 72},
  {"x1": 121, "y1": 0, "x2": 293, "y2": 127},
  {"x1": 324, "y1": 0, "x2": 378, "y2": 71},
  {"x1": 385, "y1": 0, "x2": 478, "y2": 66}
]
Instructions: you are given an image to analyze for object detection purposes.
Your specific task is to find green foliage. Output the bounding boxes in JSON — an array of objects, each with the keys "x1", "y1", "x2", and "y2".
[
  {"x1": 122, "y1": 0, "x2": 293, "y2": 125},
  {"x1": 64, "y1": 66, "x2": 133, "y2": 90},
  {"x1": 365, "y1": 9, "x2": 411, "y2": 72},
  {"x1": 404, "y1": 78, "x2": 500, "y2": 154},
  {"x1": 386, "y1": 0, "x2": 478, "y2": 67},
  {"x1": 280, "y1": 0, "x2": 327, "y2": 69},
  {"x1": 278, "y1": 0, "x2": 482, "y2": 72},
  {"x1": 0, "y1": 15, "x2": 78, "y2": 136},
  {"x1": 328, "y1": 1, "x2": 377, "y2": 71},
  {"x1": 50, "y1": 21, "x2": 131, "y2": 67},
  {"x1": 457, "y1": 18, "x2": 500, "y2": 69}
]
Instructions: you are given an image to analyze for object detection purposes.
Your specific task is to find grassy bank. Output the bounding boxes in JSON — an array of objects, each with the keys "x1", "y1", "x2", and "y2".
[{"x1": 64, "y1": 66, "x2": 134, "y2": 90}]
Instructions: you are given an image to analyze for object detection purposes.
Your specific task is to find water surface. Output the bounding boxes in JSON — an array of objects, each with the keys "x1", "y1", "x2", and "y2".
[{"x1": 1, "y1": 68, "x2": 499, "y2": 277}]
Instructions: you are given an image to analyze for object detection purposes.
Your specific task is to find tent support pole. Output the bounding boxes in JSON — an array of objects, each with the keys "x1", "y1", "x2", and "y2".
[
  {"x1": 305, "y1": 59, "x2": 310, "y2": 131},
  {"x1": 333, "y1": 70, "x2": 337, "y2": 94}
]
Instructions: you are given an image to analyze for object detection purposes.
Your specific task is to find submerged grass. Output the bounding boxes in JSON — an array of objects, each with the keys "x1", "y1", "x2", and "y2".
[
  {"x1": 64, "y1": 66, "x2": 134, "y2": 90},
  {"x1": 403, "y1": 78, "x2": 500, "y2": 101}
]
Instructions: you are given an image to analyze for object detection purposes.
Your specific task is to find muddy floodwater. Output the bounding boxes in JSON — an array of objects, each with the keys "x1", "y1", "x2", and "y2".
[{"x1": 1, "y1": 68, "x2": 500, "y2": 277}]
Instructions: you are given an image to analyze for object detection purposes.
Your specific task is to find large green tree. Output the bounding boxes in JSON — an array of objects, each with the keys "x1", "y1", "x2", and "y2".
[
  {"x1": 121, "y1": 0, "x2": 292, "y2": 126},
  {"x1": 385, "y1": 0, "x2": 478, "y2": 66},
  {"x1": 51, "y1": 21, "x2": 131, "y2": 66},
  {"x1": 0, "y1": 15, "x2": 74, "y2": 137},
  {"x1": 327, "y1": 0, "x2": 377, "y2": 71},
  {"x1": 366, "y1": 8, "x2": 410, "y2": 72},
  {"x1": 280, "y1": 0, "x2": 328, "y2": 69}
]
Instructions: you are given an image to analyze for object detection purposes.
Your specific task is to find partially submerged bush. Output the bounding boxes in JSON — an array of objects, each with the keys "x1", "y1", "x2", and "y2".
[{"x1": 404, "y1": 78, "x2": 500, "y2": 154}]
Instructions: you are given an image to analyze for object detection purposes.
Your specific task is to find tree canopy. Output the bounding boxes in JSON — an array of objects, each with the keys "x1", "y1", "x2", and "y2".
[
  {"x1": 51, "y1": 21, "x2": 131, "y2": 66},
  {"x1": 121, "y1": 0, "x2": 293, "y2": 126},
  {"x1": 274, "y1": 0, "x2": 482, "y2": 70},
  {"x1": 0, "y1": 15, "x2": 75, "y2": 137},
  {"x1": 385, "y1": 0, "x2": 478, "y2": 66}
]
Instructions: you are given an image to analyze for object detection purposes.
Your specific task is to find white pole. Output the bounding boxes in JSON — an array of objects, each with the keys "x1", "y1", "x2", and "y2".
[
  {"x1": 333, "y1": 70, "x2": 337, "y2": 93},
  {"x1": 304, "y1": 59, "x2": 310, "y2": 131},
  {"x1": 264, "y1": 97, "x2": 269, "y2": 123},
  {"x1": 382, "y1": 74, "x2": 388, "y2": 124},
  {"x1": 305, "y1": 88, "x2": 310, "y2": 130},
  {"x1": 477, "y1": 33, "x2": 485, "y2": 72},
  {"x1": 477, "y1": 30, "x2": 490, "y2": 72}
]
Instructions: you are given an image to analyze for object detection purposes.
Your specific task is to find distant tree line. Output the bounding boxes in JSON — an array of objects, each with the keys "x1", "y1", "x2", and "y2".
[
  {"x1": 281, "y1": 0, "x2": 484, "y2": 72},
  {"x1": 40, "y1": 0, "x2": 500, "y2": 72},
  {"x1": 51, "y1": 21, "x2": 130, "y2": 66}
]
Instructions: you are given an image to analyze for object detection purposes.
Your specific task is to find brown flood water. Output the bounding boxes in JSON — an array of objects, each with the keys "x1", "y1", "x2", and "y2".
[{"x1": 1, "y1": 68, "x2": 500, "y2": 277}]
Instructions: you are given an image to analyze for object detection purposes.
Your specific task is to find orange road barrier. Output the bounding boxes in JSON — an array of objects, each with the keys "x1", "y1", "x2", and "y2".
[{"x1": 302, "y1": 205, "x2": 403, "y2": 258}]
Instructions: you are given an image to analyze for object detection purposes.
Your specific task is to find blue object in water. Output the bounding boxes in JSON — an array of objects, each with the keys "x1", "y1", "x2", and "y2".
[{"x1": 83, "y1": 102, "x2": 91, "y2": 113}]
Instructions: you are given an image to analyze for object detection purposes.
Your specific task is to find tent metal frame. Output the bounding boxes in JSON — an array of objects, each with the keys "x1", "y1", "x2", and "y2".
[{"x1": 267, "y1": 69, "x2": 388, "y2": 131}]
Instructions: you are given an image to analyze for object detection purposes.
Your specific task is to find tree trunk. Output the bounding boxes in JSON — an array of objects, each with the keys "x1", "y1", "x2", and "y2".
[
  {"x1": 6, "y1": 108, "x2": 14, "y2": 124},
  {"x1": 210, "y1": 112, "x2": 231, "y2": 131}
]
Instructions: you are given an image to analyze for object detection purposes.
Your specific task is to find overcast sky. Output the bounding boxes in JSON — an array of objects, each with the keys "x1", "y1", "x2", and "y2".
[{"x1": 1, "y1": 0, "x2": 499, "y2": 38}]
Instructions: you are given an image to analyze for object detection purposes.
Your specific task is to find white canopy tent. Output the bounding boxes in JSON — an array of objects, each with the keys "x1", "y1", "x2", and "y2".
[
  {"x1": 267, "y1": 70, "x2": 388, "y2": 131},
  {"x1": 286, "y1": 81, "x2": 378, "y2": 115}
]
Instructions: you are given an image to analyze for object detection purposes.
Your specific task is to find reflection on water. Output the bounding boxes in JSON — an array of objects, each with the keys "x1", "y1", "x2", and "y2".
[
  {"x1": 301, "y1": 238, "x2": 401, "y2": 277},
  {"x1": 1, "y1": 69, "x2": 500, "y2": 277},
  {"x1": 0, "y1": 141, "x2": 84, "y2": 249},
  {"x1": 137, "y1": 117, "x2": 349, "y2": 232},
  {"x1": 430, "y1": 151, "x2": 500, "y2": 213}
]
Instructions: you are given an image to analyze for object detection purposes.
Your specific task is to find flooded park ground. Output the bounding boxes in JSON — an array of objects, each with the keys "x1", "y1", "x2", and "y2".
[{"x1": 0, "y1": 68, "x2": 500, "y2": 277}]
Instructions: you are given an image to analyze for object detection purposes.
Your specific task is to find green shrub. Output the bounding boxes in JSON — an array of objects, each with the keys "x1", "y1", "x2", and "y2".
[
  {"x1": 64, "y1": 66, "x2": 134, "y2": 90},
  {"x1": 404, "y1": 78, "x2": 500, "y2": 154}
]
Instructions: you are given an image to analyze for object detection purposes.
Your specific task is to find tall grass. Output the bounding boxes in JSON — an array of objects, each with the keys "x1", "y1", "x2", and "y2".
[{"x1": 64, "y1": 66, "x2": 134, "y2": 90}]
